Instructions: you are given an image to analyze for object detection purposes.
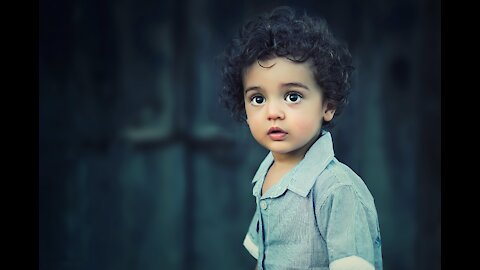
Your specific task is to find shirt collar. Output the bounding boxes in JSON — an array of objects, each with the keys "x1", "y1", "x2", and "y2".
[
  {"x1": 251, "y1": 152, "x2": 274, "y2": 196},
  {"x1": 251, "y1": 130, "x2": 335, "y2": 198}
]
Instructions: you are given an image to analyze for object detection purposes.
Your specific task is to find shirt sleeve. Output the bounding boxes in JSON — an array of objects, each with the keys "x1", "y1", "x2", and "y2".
[
  {"x1": 243, "y1": 207, "x2": 260, "y2": 260},
  {"x1": 315, "y1": 184, "x2": 376, "y2": 270}
]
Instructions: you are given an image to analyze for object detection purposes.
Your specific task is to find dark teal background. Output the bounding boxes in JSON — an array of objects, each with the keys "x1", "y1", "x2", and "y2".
[{"x1": 39, "y1": 0, "x2": 440, "y2": 269}]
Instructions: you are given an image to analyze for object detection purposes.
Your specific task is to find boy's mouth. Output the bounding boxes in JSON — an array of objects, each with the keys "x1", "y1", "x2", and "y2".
[{"x1": 267, "y1": 127, "x2": 288, "y2": 140}]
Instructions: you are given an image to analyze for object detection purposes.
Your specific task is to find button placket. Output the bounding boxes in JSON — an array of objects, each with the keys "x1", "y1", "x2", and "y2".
[{"x1": 260, "y1": 200, "x2": 268, "y2": 210}]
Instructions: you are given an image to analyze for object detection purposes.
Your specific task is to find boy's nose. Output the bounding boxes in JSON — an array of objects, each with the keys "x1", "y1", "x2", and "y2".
[{"x1": 267, "y1": 102, "x2": 285, "y2": 121}]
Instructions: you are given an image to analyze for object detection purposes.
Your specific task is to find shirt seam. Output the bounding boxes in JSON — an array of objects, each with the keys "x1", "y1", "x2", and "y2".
[{"x1": 315, "y1": 175, "x2": 375, "y2": 215}]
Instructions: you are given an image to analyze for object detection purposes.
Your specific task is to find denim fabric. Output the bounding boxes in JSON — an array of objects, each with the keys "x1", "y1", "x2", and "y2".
[{"x1": 243, "y1": 131, "x2": 383, "y2": 270}]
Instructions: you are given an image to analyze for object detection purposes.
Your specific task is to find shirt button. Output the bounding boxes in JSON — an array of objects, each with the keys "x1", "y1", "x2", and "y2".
[{"x1": 260, "y1": 201, "x2": 268, "y2": 210}]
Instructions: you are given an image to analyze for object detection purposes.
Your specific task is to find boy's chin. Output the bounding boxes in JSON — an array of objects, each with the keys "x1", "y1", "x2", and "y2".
[{"x1": 264, "y1": 145, "x2": 299, "y2": 155}]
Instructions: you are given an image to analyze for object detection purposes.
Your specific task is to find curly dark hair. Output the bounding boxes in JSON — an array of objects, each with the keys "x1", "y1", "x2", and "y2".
[{"x1": 219, "y1": 6, "x2": 354, "y2": 129}]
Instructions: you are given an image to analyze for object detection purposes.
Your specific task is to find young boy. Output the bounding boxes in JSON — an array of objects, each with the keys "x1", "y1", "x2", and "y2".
[{"x1": 219, "y1": 6, "x2": 383, "y2": 270}]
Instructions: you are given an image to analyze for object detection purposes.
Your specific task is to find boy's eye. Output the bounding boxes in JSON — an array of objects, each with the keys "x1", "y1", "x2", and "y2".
[
  {"x1": 250, "y1": 95, "x2": 266, "y2": 105},
  {"x1": 285, "y1": 92, "x2": 302, "y2": 104}
]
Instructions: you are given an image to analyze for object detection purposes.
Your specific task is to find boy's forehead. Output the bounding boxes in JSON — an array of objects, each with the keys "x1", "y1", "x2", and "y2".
[
  {"x1": 243, "y1": 57, "x2": 316, "y2": 85},
  {"x1": 252, "y1": 57, "x2": 314, "y2": 69}
]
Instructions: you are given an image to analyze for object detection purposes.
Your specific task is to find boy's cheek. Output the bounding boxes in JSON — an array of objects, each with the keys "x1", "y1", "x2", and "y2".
[{"x1": 294, "y1": 118, "x2": 321, "y2": 133}]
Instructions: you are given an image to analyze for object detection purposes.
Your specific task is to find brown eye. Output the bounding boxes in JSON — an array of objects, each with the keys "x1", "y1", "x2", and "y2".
[
  {"x1": 285, "y1": 92, "x2": 302, "y2": 103},
  {"x1": 250, "y1": 95, "x2": 266, "y2": 105}
]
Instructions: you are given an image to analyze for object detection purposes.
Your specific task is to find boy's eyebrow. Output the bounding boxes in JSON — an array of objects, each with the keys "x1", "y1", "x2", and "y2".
[
  {"x1": 244, "y1": 82, "x2": 310, "y2": 93},
  {"x1": 244, "y1": 86, "x2": 262, "y2": 94},
  {"x1": 281, "y1": 82, "x2": 310, "y2": 90}
]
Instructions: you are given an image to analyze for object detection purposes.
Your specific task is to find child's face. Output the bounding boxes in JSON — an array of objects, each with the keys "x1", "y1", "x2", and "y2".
[{"x1": 243, "y1": 57, "x2": 335, "y2": 157}]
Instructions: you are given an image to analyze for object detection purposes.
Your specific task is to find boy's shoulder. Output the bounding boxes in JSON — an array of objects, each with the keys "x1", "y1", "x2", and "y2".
[{"x1": 311, "y1": 158, "x2": 376, "y2": 210}]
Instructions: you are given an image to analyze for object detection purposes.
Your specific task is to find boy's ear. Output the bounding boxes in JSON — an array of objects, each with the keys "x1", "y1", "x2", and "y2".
[
  {"x1": 323, "y1": 109, "x2": 335, "y2": 122},
  {"x1": 323, "y1": 102, "x2": 336, "y2": 122}
]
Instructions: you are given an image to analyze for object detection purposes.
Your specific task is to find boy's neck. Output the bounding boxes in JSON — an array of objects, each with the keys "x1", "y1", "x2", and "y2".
[
  {"x1": 271, "y1": 152, "x2": 305, "y2": 168},
  {"x1": 271, "y1": 131, "x2": 321, "y2": 168}
]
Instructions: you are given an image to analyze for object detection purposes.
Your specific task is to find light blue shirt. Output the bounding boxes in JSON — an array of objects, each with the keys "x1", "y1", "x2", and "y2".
[{"x1": 243, "y1": 131, "x2": 383, "y2": 270}]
